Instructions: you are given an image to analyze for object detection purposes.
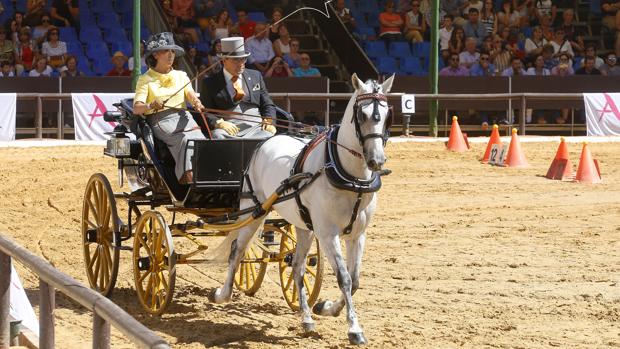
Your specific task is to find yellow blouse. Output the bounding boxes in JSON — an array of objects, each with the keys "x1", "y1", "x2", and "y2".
[{"x1": 134, "y1": 68, "x2": 196, "y2": 115}]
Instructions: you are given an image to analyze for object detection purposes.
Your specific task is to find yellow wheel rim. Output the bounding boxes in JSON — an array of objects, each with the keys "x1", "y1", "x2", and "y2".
[
  {"x1": 133, "y1": 211, "x2": 176, "y2": 316},
  {"x1": 234, "y1": 239, "x2": 267, "y2": 296},
  {"x1": 278, "y1": 225, "x2": 323, "y2": 311},
  {"x1": 81, "y1": 173, "x2": 120, "y2": 297}
]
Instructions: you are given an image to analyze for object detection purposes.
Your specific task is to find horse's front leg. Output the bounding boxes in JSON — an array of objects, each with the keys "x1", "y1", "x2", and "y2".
[
  {"x1": 209, "y1": 218, "x2": 264, "y2": 303},
  {"x1": 314, "y1": 232, "x2": 367, "y2": 345},
  {"x1": 291, "y1": 228, "x2": 316, "y2": 333}
]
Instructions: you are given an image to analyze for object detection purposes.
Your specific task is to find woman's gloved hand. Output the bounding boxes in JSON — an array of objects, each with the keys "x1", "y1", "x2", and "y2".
[{"x1": 262, "y1": 118, "x2": 277, "y2": 134}]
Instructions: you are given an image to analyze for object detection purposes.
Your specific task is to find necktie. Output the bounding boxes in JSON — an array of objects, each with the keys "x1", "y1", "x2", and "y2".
[{"x1": 231, "y1": 75, "x2": 245, "y2": 102}]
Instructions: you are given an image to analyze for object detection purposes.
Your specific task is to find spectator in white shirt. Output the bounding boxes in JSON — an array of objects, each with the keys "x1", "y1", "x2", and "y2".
[
  {"x1": 246, "y1": 23, "x2": 275, "y2": 74},
  {"x1": 459, "y1": 37, "x2": 480, "y2": 68},
  {"x1": 29, "y1": 56, "x2": 53, "y2": 76}
]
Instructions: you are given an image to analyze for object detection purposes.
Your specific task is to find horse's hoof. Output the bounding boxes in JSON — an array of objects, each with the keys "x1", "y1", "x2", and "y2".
[
  {"x1": 302, "y1": 321, "x2": 316, "y2": 334},
  {"x1": 207, "y1": 288, "x2": 218, "y2": 303},
  {"x1": 312, "y1": 300, "x2": 331, "y2": 316},
  {"x1": 208, "y1": 288, "x2": 227, "y2": 303},
  {"x1": 348, "y1": 332, "x2": 367, "y2": 345}
]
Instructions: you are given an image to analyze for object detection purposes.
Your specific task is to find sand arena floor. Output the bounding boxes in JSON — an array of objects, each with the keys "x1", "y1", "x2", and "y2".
[{"x1": 0, "y1": 140, "x2": 619, "y2": 348}]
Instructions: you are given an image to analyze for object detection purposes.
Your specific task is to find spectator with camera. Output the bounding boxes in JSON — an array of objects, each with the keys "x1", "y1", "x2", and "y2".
[{"x1": 265, "y1": 56, "x2": 293, "y2": 77}]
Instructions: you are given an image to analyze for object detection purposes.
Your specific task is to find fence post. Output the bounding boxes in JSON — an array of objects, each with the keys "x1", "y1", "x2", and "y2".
[
  {"x1": 36, "y1": 96, "x2": 43, "y2": 139},
  {"x1": 39, "y1": 280, "x2": 55, "y2": 349},
  {"x1": 93, "y1": 314, "x2": 110, "y2": 349},
  {"x1": 520, "y1": 94, "x2": 526, "y2": 135},
  {"x1": 0, "y1": 253, "x2": 10, "y2": 349}
]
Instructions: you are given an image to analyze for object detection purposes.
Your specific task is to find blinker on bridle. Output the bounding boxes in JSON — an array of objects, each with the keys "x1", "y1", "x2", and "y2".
[{"x1": 352, "y1": 91, "x2": 392, "y2": 146}]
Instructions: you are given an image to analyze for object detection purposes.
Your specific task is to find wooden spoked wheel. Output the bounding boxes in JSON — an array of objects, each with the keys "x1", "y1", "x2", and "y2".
[
  {"x1": 278, "y1": 225, "x2": 323, "y2": 311},
  {"x1": 234, "y1": 238, "x2": 268, "y2": 296},
  {"x1": 133, "y1": 211, "x2": 176, "y2": 316},
  {"x1": 81, "y1": 173, "x2": 121, "y2": 297}
]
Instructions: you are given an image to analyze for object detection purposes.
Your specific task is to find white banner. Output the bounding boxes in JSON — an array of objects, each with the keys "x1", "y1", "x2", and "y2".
[
  {"x1": 0, "y1": 93, "x2": 16, "y2": 141},
  {"x1": 72, "y1": 93, "x2": 134, "y2": 141},
  {"x1": 583, "y1": 93, "x2": 620, "y2": 136}
]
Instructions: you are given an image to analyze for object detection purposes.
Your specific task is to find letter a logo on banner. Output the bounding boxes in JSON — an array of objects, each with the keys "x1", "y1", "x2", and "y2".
[
  {"x1": 88, "y1": 95, "x2": 116, "y2": 127},
  {"x1": 596, "y1": 93, "x2": 620, "y2": 122}
]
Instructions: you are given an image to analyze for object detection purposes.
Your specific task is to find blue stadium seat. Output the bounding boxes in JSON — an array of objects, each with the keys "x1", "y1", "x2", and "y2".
[
  {"x1": 104, "y1": 27, "x2": 128, "y2": 44},
  {"x1": 400, "y1": 58, "x2": 425, "y2": 76},
  {"x1": 66, "y1": 41, "x2": 84, "y2": 56},
  {"x1": 375, "y1": 56, "x2": 398, "y2": 74},
  {"x1": 412, "y1": 41, "x2": 431, "y2": 58},
  {"x1": 80, "y1": 26, "x2": 102, "y2": 42},
  {"x1": 365, "y1": 41, "x2": 387, "y2": 58},
  {"x1": 111, "y1": 40, "x2": 133, "y2": 57},
  {"x1": 197, "y1": 42, "x2": 211, "y2": 54},
  {"x1": 355, "y1": 26, "x2": 376, "y2": 40},
  {"x1": 59, "y1": 27, "x2": 79, "y2": 42},
  {"x1": 590, "y1": 0, "x2": 602, "y2": 15},
  {"x1": 115, "y1": 0, "x2": 133, "y2": 14},
  {"x1": 120, "y1": 12, "x2": 144, "y2": 29},
  {"x1": 389, "y1": 42, "x2": 412, "y2": 59},
  {"x1": 247, "y1": 11, "x2": 267, "y2": 23},
  {"x1": 86, "y1": 41, "x2": 109, "y2": 60},
  {"x1": 98, "y1": 12, "x2": 121, "y2": 29},
  {"x1": 92, "y1": 59, "x2": 113, "y2": 76}
]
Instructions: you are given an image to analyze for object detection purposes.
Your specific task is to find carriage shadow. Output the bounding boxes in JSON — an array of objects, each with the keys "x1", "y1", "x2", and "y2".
[{"x1": 110, "y1": 286, "x2": 299, "y2": 347}]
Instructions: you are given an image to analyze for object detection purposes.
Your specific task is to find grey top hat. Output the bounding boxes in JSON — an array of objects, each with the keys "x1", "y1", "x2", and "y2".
[
  {"x1": 145, "y1": 32, "x2": 185, "y2": 58},
  {"x1": 218, "y1": 37, "x2": 251, "y2": 58}
]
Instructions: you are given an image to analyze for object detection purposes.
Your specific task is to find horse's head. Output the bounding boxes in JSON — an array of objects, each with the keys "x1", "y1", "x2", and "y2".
[{"x1": 350, "y1": 73, "x2": 394, "y2": 171}]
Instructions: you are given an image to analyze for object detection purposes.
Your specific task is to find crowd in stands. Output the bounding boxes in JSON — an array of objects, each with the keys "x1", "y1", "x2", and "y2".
[{"x1": 159, "y1": 0, "x2": 322, "y2": 78}]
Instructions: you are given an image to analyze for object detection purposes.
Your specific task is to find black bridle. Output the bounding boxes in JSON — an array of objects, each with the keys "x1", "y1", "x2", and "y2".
[{"x1": 351, "y1": 85, "x2": 393, "y2": 147}]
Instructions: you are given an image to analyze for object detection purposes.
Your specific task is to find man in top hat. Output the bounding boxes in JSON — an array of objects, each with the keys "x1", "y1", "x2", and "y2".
[
  {"x1": 200, "y1": 36, "x2": 277, "y2": 139},
  {"x1": 106, "y1": 51, "x2": 130, "y2": 76}
]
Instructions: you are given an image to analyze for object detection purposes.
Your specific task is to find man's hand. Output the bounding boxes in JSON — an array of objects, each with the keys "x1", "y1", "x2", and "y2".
[
  {"x1": 217, "y1": 120, "x2": 239, "y2": 135},
  {"x1": 262, "y1": 118, "x2": 276, "y2": 134}
]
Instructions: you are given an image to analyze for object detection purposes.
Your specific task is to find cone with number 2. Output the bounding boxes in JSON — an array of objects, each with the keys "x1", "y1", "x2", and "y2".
[
  {"x1": 504, "y1": 128, "x2": 528, "y2": 168},
  {"x1": 481, "y1": 124, "x2": 502, "y2": 163}
]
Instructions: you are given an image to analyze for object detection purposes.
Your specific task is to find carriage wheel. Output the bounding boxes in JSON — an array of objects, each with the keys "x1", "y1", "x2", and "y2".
[
  {"x1": 133, "y1": 211, "x2": 176, "y2": 316},
  {"x1": 278, "y1": 225, "x2": 323, "y2": 311},
  {"x1": 81, "y1": 173, "x2": 121, "y2": 297},
  {"x1": 234, "y1": 238, "x2": 268, "y2": 296}
]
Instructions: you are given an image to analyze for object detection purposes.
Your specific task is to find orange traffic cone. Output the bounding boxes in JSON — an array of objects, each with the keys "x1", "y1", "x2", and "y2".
[
  {"x1": 504, "y1": 128, "x2": 529, "y2": 168},
  {"x1": 575, "y1": 142, "x2": 601, "y2": 184},
  {"x1": 481, "y1": 124, "x2": 502, "y2": 163},
  {"x1": 446, "y1": 116, "x2": 469, "y2": 152},
  {"x1": 545, "y1": 137, "x2": 573, "y2": 180}
]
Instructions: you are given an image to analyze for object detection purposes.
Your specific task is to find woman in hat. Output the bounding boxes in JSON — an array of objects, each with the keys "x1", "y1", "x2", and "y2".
[
  {"x1": 106, "y1": 51, "x2": 131, "y2": 76},
  {"x1": 133, "y1": 32, "x2": 207, "y2": 185}
]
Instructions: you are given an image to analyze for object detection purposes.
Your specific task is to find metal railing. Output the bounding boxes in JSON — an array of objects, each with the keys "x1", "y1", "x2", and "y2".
[
  {"x1": 13, "y1": 92, "x2": 587, "y2": 139},
  {"x1": 0, "y1": 234, "x2": 170, "y2": 349}
]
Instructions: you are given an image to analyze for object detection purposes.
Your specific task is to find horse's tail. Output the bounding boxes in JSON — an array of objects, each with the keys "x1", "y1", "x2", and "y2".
[{"x1": 209, "y1": 223, "x2": 263, "y2": 263}]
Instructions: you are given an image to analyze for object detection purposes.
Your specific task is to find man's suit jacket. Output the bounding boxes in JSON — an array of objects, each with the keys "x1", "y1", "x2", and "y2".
[{"x1": 200, "y1": 68, "x2": 276, "y2": 129}]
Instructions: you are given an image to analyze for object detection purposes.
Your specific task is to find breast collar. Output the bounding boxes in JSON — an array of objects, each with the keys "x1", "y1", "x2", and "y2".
[{"x1": 325, "y1": 126, "x2": 381, "y2": 193}]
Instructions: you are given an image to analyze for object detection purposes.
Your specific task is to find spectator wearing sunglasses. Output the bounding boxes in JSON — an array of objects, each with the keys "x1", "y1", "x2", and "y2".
[
  {"x1": 469, "y1": 52, "x2": 496, "y2": 76},
  {"x1": 440, "y1": 53, "x2": 469, "y2": 76},
  {"x1": 41, "y1": 27, "x2": 67, "y2": 71},
  {"x1": 600, "y1": 53, "x2": 620, "y2": 76},
  {"x1": 33, "y1": 13, "x2": 53, "y2": 45},
  {"x1": 293, "y1": 53, "x2": 321, "y2": 77}
]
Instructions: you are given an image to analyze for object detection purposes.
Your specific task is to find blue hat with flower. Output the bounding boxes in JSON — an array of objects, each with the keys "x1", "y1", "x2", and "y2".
[{"x1": 145, "y1": 32, "x2": 185, "y2": 58}]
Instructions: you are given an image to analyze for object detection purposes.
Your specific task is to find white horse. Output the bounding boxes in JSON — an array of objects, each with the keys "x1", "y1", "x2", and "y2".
[{"x1": 209, "y1": 73, "x2": 394, "y2": 345}]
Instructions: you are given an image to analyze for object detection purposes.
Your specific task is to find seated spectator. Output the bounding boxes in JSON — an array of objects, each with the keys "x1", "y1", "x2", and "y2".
[
  {"x1": 481, "y1": 34, "x2": 493, "y2": 53},
  {"x1": 335, "y1": 0, "x2": 356, "y2": 33},
  {"x1": 513, "y1": 0, "x2": 533, "y2": 28},
  {"x1": 207, "y1": 39, "x2": 223, "y2": 76},
  {"x1": 269, "y1": 7, "x2": 284, "y2": 42},
  {"x1": 379, "y1": 1, "x2": 404, "y2": 44},
  {"x1": 576, "y1": 56, "x2": 602, "y2": 75},
  {"x1": 449, "y1": 26, "x2": 465, "y2": 56},
  {"x1": 480, "y1": 0, "x2": 497, "y2": 36},
  {"x1": 50, "y1": 0, "x2": 78, "y2": 28},
  {"x1": 0, "y1": 29, "x2": 15, "y2": 64},
  {"x1": 283, "y1": 38, "x2": 302, "y2": 68},
  {"x1": 463, "y1": 8, "x2": 486, "y2": 46},
  {"x1": 106, "y1": 51, "x2": 131, "y2": 76},
  {"x1": 551, "y1": 53, "x2": 574, "y2": 76},
  {"x1": 600, "y1": 53, "x2": 620, "y2": 76},
  {"x1": 187, "y1": 45, "x2": 201, "y2": 70},
  {"x1": 10, "y1": 12, "x2": 29, "y2": 42},
  {"x1": 246, "y1": 23, "x2": 275, "y2": 74},
  {"x1": 161, "y1": 0, "x2": 180, "y2": 31},
  {"x1": 459, "y1": 37, "x2": 480, "y2": 68},
  {"x1": 14, "y1": 28, "x2": 37, "y2": 76},
  {"x1": 526, "y1": 54, "x2": 551, "y2": 75},
  {"x1": 33, "y1": 13, "x2": 53, "y2": 46},
  {"x1": 41, "y1": 27, "x2": 67, "y2": 71},
  {"x1": 273, "y1": 25, "x2": 291, "y2": 57},
  {"x1": 559, "y1": 9, "x2": 584, "y2": 55},
  {"x1": 539, "y1": 14, "x2": 554, "y2": 41},
  {"x1": 601, "y1": 0, "x2": 620, "y2": 35},
  {"x1": 505, "y1": 30, "x2": 524, "y2": 61},
  {"x1": 441, "y1": 0, "x2": 467, "y2": 26},
  {"x1": 128, "y1": 41, "x2": 148, "y2": 73},
  {"x1": 524, "y1": 26, "x2": 548, "y2": 62},
  {"x1": 61, "y1": 55, "x2": 85, "y2": 77},
  {"x1": 209, "y1": 9, "x2": 232, "y2": 41},
  {"x1": 235, "y1": 10, "x2": 256, "y2": 39},
  {"x1": 550, "y1": 28, "x2": 574, "y2": 63},
  {"x1": 25, "y1": 0, "x2": 46, "y2": 27},
  {"x1": 29, "y1": 57, "x2": 53, "y2": 76},
  {"x1": 463, "y1": 0, "x2": 483, "y2": 18},
  {"x1": 195, "y1": 0, "x2": 224, "y2": 20},
  {"x1": 502, "y1": 57, "x2": 526, "y2": 76},
  {"x1": 490, "y1": 35, "x2": 511, "y2": 72},
  {"x1": 0, "y1": 61, "x2": 15, "y2": 77},
  {"x1": 541, "y1": 44, "x2": 556, "y2": 70},
  {"x1": 440, "y1": 53, "x2": 469, "y2": 76},
  {"x1": 534, "y1": 0, "x2": 556, "y2": 26},
  {"x1": 293, "y1": 53, "x2": 321, "y2": 77},
  {"x1": 404, "y1": 0, "x2": 426, "y2": 43},
  {"x1": 440, "y1": 15, "x2": 455, "y2": 62},
  {"x1": 265, "y1": 56, "x2": 293, "y2": 77},
  {"x1": 469, "y1": 51, "x2": 496, "y2": 76},
  {"x1": 578, "y1": 44, "x2": 605, "y2": 69},
  {"x1": 173, "y1": 0, "x2": 199, "y2": 43},
  {"x1": 497, "y1": 0, "x2": 520, "y2": 32}
]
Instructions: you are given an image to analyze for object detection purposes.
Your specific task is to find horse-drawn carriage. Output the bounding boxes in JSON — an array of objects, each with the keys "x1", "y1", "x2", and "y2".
[{"x1": 80, "y1": 99, "x2": 323, "y2": 315}]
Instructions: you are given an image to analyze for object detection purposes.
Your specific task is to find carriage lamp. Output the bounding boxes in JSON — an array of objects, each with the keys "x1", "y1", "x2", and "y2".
[{"x1": 105, "y1": 137, "x2": 132, "y2": 157}]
